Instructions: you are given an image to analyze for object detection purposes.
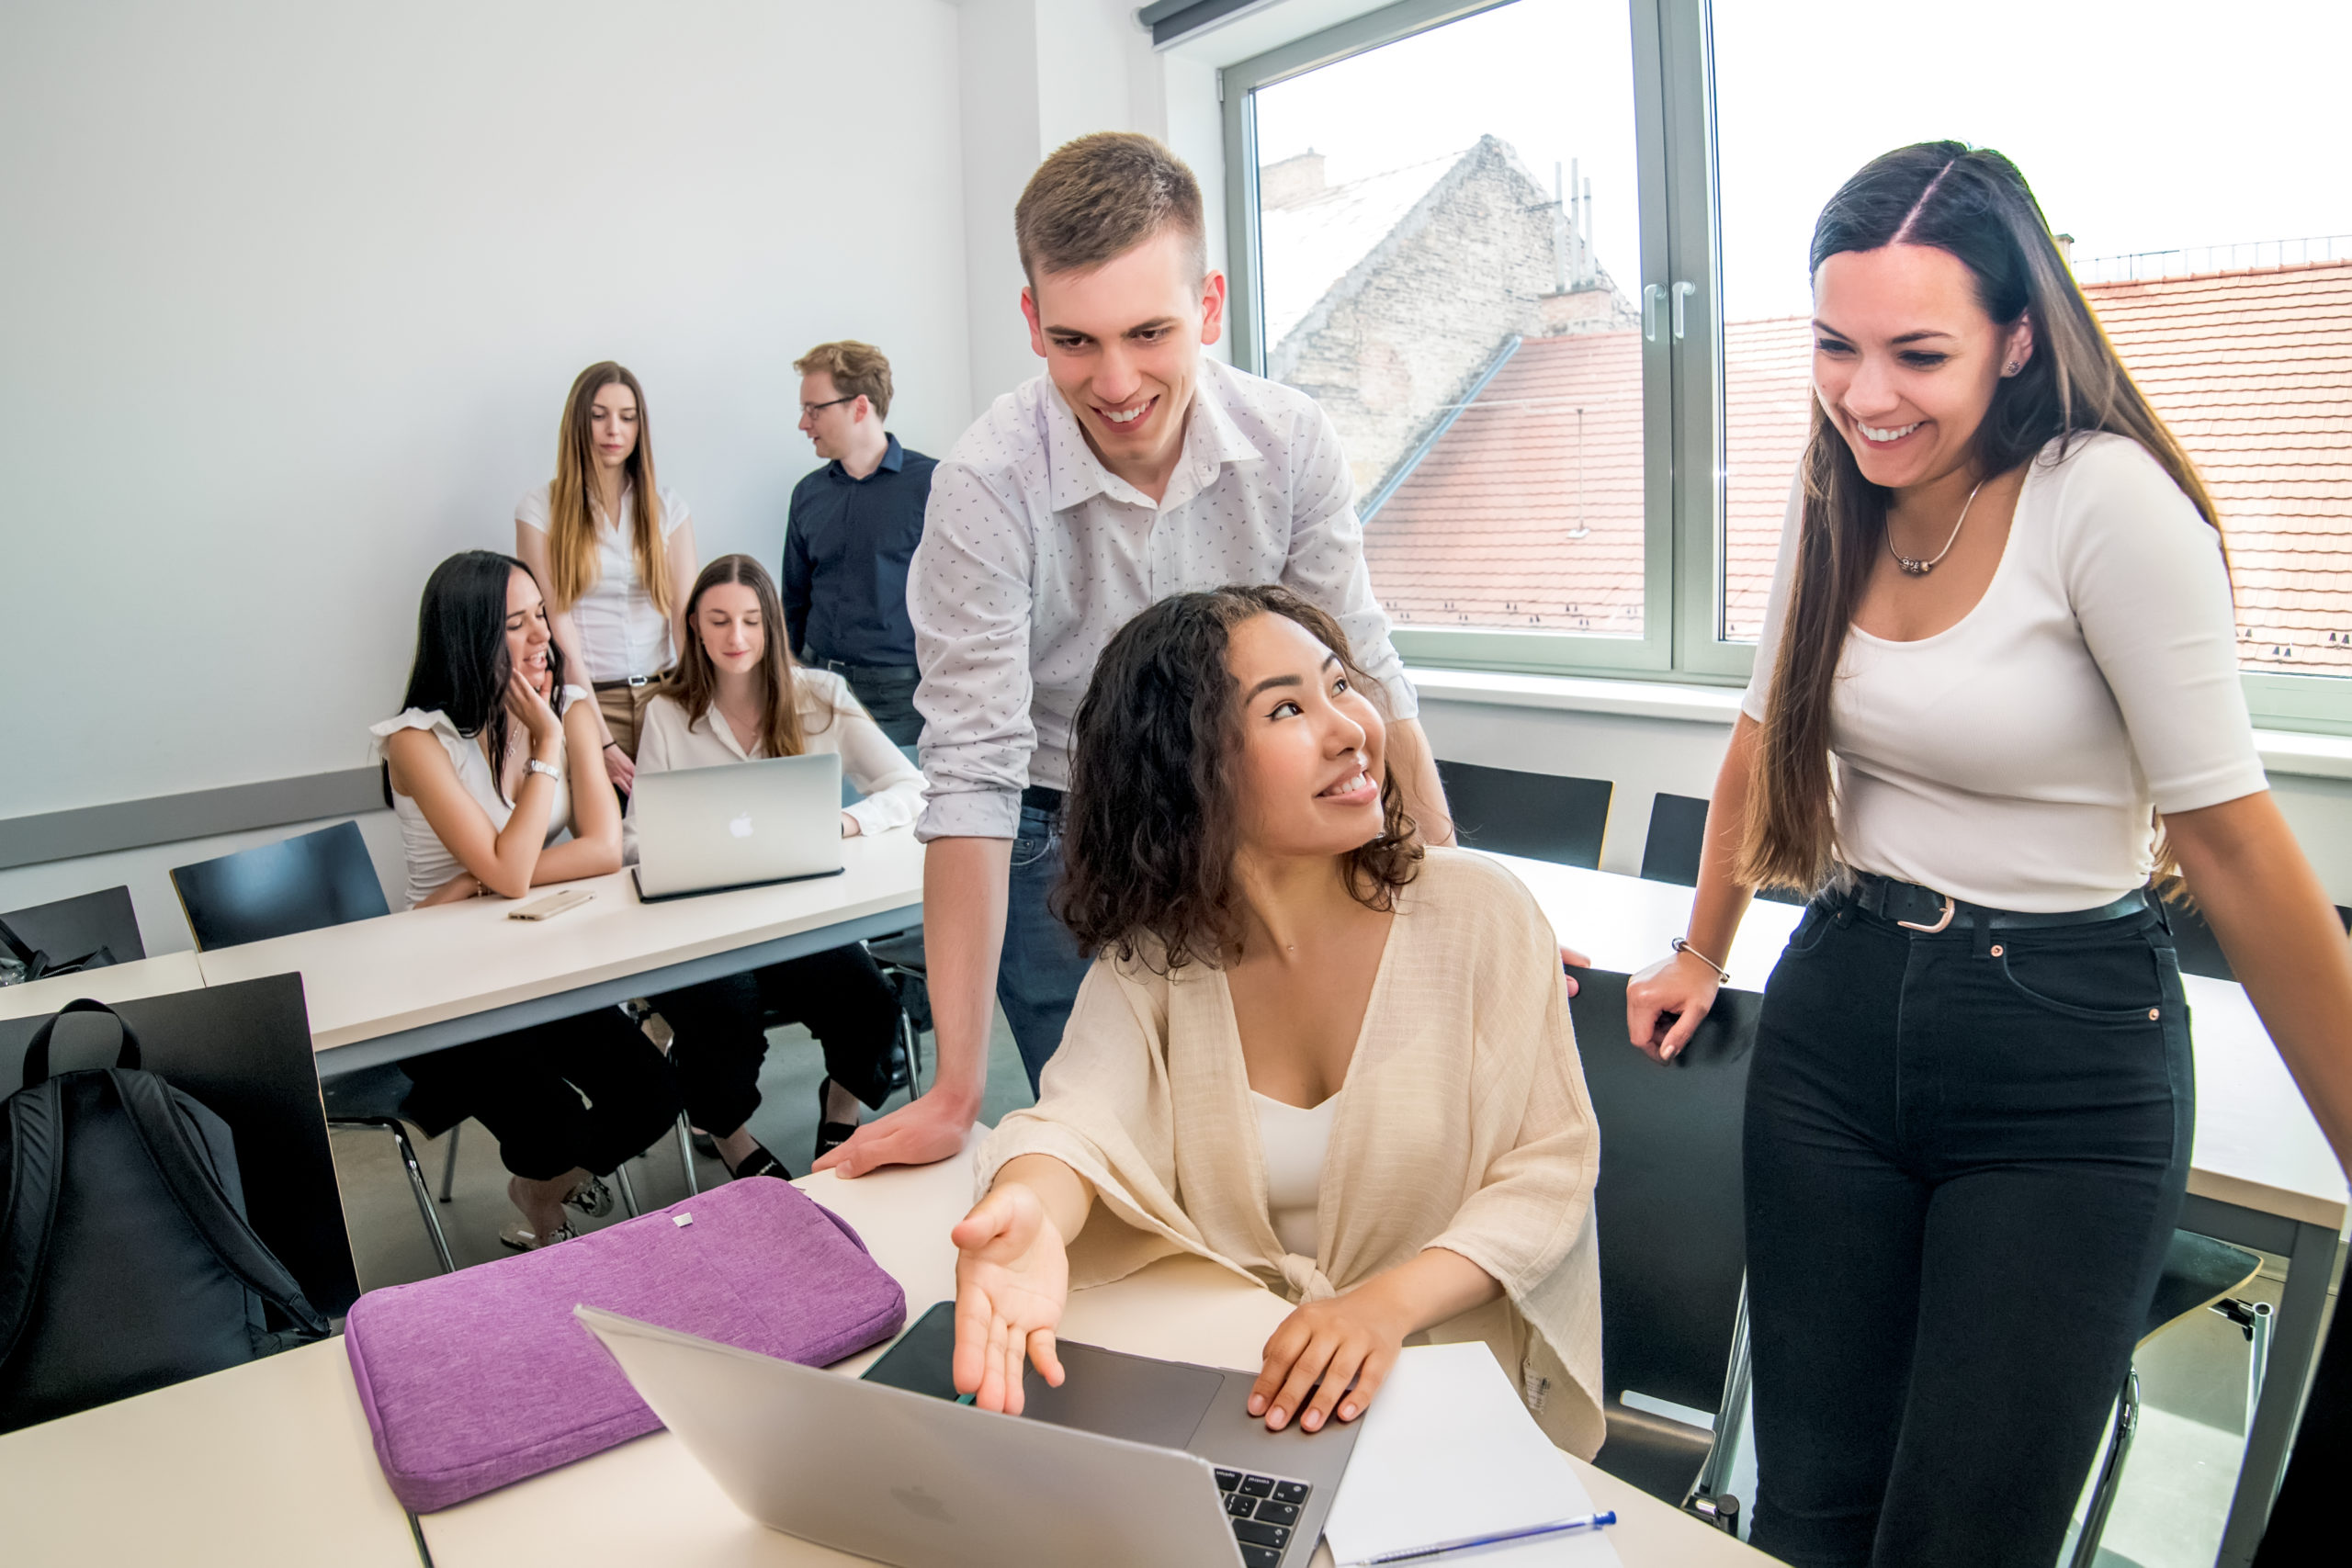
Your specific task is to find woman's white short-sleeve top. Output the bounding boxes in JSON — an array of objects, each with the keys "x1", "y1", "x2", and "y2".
[
  {"x1": 1739, "y1": 432, "x2": 2267, "y2": 911},
  {"x1": 369, "y1": 685, "x2": 589, "y2": 908},
  {"x1": 516, "y1": 483, "x2": 690, "y2": 682}
]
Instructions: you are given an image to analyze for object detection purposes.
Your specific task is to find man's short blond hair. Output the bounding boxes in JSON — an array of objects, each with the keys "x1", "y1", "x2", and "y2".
[
  {"x1": 1014, "y1": 132, "x2": 1206, "y2": 284},
  {"x1": 794, "y1": 340, "x2": 893, "y2": 422}
]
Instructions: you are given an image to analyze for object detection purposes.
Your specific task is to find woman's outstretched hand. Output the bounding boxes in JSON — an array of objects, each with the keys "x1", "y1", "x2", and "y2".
[
  {"x1": 1625, "y1": 949, "x2": 1723, "y2": 1062},
  {"x1": 1249, "y1": 1280, "x2": 1412, "y2": 1434},
  {"x1": 950, "y1": 1183, "x2": 1070, "y2": 1415}
]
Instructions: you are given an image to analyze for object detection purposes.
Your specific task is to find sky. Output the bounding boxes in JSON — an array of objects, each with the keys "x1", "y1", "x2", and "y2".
[{"x1": 1253, "y1": 0, "x2": 2352, "y2": 322}]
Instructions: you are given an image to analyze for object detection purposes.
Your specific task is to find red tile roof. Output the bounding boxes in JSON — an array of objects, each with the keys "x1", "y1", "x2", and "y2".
[{"x1": 1364, "y1": 259, "x2": 2352, "y2": 674}]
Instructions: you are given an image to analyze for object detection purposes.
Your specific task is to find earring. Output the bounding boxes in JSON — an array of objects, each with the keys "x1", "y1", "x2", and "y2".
[{"x1": 2003, "y1": 361, "x2": 2021, "y2": 377}]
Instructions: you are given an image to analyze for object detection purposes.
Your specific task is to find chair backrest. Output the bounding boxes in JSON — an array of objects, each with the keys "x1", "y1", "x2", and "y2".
[
  {"x1": 0, "y1": 886, "x2": 146, "y2": 976},
  {"x1": 1639, "y1": 793, "x2": 1710, "y2": 886},
  {"x1": 1569, "y1": 969, "x2": 1757, "y2": 1421},
  {"x1": 170, "y1": 820, "x2": 390, "y2": 953},
  {"x1": 0, "y1": 974, "x2": 361, "y2": 1316},
  {"x1": 1435, "y1": 760, "x2": 1611, "y2": 868},
  {"x1": 1638, "y1": 792, "x2": 1805, "y2": 906}
]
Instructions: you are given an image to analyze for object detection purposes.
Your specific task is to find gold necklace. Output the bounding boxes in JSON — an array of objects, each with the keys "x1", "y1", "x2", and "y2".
[{"x1": 1888, "y1": 479, "x2": 1985, "y2": 577}]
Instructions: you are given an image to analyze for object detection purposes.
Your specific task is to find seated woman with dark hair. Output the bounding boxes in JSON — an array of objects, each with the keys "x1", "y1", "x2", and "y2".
[
  {"x1": 373, "y1": 550, "x2": 681, "y2": 1250},
  {"x1": 950, "y1": 585, "x2": 1605, "y2": 1454}
]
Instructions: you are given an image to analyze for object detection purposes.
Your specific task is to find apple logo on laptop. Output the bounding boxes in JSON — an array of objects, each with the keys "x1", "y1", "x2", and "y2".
[
  {"x1": 889, "y1": 1484, "x2": 952, "y2": 1523},
  {"x1": 729, "y1": 812, "x2": 754, "y2": 839}
]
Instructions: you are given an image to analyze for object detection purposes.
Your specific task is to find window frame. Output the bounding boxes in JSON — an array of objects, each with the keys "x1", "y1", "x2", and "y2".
[{"x1": 1220, "y1": 0, "x2": 2352, "y2": 733}]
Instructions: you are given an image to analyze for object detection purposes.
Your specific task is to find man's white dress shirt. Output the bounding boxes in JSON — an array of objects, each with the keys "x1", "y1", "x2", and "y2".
[{"x1": 909, "y1": 357, "x2": 1414, "y2": 840}]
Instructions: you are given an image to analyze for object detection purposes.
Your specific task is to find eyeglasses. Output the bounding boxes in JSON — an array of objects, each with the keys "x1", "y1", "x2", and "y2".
[{"x1": 800, "y1": 396, "x2": 855, "y2": 419}]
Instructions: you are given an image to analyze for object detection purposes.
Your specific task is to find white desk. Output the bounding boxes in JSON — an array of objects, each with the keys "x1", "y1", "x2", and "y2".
[
  {"x1": 0, "y1": 1328, "x2": 420, "y2": 1568},
  {"x1": 0, "y1": 949, "x2": 206, "y2": 1021},
  {"x1": 195, "y1": 828, "x2": 926, "y2": 1073},
  {"x1": 0, "y1": 1129, "x2": 1765, "y2": 1568},
  {"x1": 417, "y1": 1132, "x2": 1770, "y2": 1568},
  {"x1": 1491, "y1": 852, "x2": 2346, "y2": 1568}
]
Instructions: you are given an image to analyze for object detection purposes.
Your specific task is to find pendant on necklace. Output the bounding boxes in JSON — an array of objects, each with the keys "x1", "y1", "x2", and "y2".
[{"x1": 1892, "y1": 552, "x2": 1935, "y2": 577}]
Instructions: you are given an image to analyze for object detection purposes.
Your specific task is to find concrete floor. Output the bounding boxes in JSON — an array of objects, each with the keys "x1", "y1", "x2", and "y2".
[{"x1": 329, "y1": 1006, "x2": 1036, "y2": 1289}]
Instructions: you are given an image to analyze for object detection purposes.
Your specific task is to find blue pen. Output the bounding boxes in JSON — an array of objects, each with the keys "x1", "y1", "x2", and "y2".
[{"x1": 1359, "y1": 1509, "x2": 1617, "y2": 1564}]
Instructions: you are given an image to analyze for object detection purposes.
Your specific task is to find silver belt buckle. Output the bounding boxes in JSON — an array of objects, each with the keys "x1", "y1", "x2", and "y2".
[
  {"x1": 1896, "y1": 893, "x2": 1956, "y2": 933},
  {"x1": 627, "y1": 674, "x2": 650, "y2": 688}
]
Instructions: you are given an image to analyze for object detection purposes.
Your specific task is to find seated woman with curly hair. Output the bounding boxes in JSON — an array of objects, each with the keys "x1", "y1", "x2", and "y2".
[{"x1": 950, "y1": 585, "x2": 1605, "y2": 1454}]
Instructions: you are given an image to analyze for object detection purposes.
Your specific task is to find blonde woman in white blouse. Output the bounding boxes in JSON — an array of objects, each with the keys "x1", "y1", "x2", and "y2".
[
  {"x1": 1630, "y1": 143, "x2": 2352, "y2": 1568},
  {"x1": 951, "y1": 586, "x2": 1605, "y2": 1458},
  {"x1": 514, "y1": 361, "x2": 698, "y2": 795},
  {"x1": 635, "y1": 555, "x2": 924, "y2": 1178}
]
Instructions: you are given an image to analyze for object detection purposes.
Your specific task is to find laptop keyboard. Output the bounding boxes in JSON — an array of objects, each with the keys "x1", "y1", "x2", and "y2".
[{"x1": 1214, "y1": 1468, "x2": 1312, "y2": 1567}]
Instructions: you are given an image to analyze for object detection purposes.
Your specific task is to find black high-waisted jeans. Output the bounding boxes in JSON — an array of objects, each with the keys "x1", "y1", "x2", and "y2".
[{"x1": 1745, "y1": 895, "x2": 2193, "y2": 1568}]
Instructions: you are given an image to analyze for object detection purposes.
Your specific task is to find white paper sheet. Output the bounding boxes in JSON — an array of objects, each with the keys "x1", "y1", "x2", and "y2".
[{"x1": 1321, "y1": 1342, "x2": 1623, "y2": 1566}]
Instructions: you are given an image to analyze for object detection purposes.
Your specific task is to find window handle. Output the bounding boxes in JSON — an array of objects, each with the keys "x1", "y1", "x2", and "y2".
[
  {"x1": 1672, "y1": 280, "x2": 1697, "y2": 342},
  {"x1": 1643, "y1": 284, "x2": 1665, "y2": 344}
]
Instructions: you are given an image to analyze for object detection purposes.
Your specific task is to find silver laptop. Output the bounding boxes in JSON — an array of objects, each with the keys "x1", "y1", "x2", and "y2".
[
  {"x1": 575, "y1": 1301, "x2": 1358, "y2": 1568},
  {"x1": 630, "y1": 752, "x2": 844, "y2": 902}
]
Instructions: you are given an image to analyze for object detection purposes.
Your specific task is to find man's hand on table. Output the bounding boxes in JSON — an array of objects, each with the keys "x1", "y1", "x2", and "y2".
[{"x1": 812, "y1": 1087, "x2": 977, "y2": 1178}]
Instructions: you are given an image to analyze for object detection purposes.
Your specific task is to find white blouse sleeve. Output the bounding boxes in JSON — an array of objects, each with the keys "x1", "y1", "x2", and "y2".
[
  {"x1": 657, "y1": 487, "x2": 691, "y2": 538},
  {"x1": 816, "y1": 675, "x2": 925, "y2": 836},
  {"x1": 1739, "y1": 473, "x2": 1806, "y2": 723},
  {"x1": 515, "y1": 483, "x2": 553, "y2": 532},
  {"x1": 2055, "y1": 435, "x2": 2268, "y2": 814}
]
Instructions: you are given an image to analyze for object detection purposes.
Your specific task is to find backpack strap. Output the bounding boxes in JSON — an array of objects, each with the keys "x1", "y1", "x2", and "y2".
[
  {"x1": 0, "y1": 1081, "x2": 70, "y2": 1376},
  {"x1": 107, "y1": 1070, "x2": 329, "y2": 1338},
  {"x1": 20, "y1": 998, "x2": 142, "y2": 1088}
]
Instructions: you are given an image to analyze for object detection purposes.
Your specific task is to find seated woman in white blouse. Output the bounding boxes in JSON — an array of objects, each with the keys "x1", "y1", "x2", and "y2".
[
  {"x1": 635, "y1": 555, "x2": 925, "y2": 1178},
  {"x1": 373, "y1": 550, "x2": 680, "y2": 1249},
  {"x1": 951, "y1": 586, "x2": 1605, "y2": 1455}
]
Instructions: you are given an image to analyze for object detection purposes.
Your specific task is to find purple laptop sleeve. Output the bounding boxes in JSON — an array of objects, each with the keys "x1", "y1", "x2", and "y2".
[{"x1": 343, "y1": 1176, "x2": 906, "y2": 1512}]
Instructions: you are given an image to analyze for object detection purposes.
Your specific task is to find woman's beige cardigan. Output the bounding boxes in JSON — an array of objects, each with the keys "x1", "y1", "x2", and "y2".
[{"x1": 978, "y1": 848, "x2": 1605, "y2": 1457}]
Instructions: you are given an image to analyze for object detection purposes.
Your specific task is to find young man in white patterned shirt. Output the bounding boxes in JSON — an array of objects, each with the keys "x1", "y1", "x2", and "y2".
[{"x1": 816, "y1": 133, "x2": 1457, "y2": 1177}]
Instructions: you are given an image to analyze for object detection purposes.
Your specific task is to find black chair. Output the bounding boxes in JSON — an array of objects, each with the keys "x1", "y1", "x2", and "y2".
[
  {"x1": 2159, "y1": 896, "x2": 2352, "y2": 983},
  {"x1": 1568, "y1": 967, "x2": 1760, "y2": 1529},
  {"x1": 0, "y1": 975, "x2": 362, "y2": 1319},
  {"x1": 2069, "y1": 1231, "x2": 2267, "y2": 1566},
  {"x1": 168, "y1": 820, "x2": 462, "y2": 1270},
  {"x1": 1640, "y1": 793, "x2": 1803, "y2": 905},
  {"x1": 0, "y1": 886, "x2": 145, "y2": 982},
  {"x1": 1435, "y1": 760, "x2": 1612, "y2": 868},
  {"x1": 169, "y1": 821, "x2": 392, "y2": 949}
]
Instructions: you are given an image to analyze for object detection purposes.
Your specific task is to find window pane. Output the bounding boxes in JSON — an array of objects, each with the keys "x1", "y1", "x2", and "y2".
[
  {"x1": 1251, "y1": 0, "x2": 1645, "y2": 637},
  {"x1": 1714, "y1": 3, "x2": 2352, "y2": 675}
]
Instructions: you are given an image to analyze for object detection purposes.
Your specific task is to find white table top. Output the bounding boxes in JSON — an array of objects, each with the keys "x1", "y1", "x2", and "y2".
[
  {"x1": 195, "y1": 827, "x2": 925, "y2": 1055},
  {"x1": 0, "y1": 1326, "x2": 418, "y2": 1568},
  {"x1": 419, "y1": 1131, "x2": 1769, "y2": 1568},
  {"x1": 0, "y1": 949, "x2": 207, "y2": 1021},
  {"x1": 1492, "y1": 853, "x2": 2349, "y2": 1233}
]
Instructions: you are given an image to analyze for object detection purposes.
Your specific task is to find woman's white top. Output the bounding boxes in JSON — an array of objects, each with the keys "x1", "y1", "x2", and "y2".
[
  {"x1": 516, "y1": 482, "x2": 690, "y2": 683},
  {"x1": 624, "y1": 669, "x2": 927, "y2": 859},
  {"x1": 1741, "y1": 433, "x2": 2267, "y2": 911},
  {"x1": 368, "y1": 686, "x2": 590, "y2": 909},
  {"x1": 1251, "y1": 1089, "x2": 1342, "y2": 1258}
]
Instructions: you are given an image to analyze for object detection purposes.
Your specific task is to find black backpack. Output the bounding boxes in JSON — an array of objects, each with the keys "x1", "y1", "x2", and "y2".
[{"x1": 0, "y1": 998, "x2": 329, "y2": 1433}]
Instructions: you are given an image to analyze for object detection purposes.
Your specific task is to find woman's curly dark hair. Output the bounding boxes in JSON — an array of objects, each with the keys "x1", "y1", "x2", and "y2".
[{"x1": 1051, "y1": 584, "x2": 1423, "y2": 968}]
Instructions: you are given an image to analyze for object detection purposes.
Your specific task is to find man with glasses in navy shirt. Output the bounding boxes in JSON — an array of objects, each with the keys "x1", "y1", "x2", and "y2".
[{"x1": 783, "y1": 340, "x2": 936, "y2": 744}]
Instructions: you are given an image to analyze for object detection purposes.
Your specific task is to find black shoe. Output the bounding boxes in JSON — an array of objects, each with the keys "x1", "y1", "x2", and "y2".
[
  {"x1": 815, "y1": 1077, "x2": 861, "y2": 1164},
  {"x1": 726, "y1": 1143, "x2": 791, "y2": 1181}
]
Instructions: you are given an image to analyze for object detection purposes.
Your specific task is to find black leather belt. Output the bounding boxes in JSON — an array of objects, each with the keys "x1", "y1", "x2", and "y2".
[
  {"x1": 1846, "y1": 871, "x2": 2149, "y2": 932},
  {"x1": 593, "y1": 675, "x2": 662, "y2": 691},
  {"x1": 1021, "y1": 784, "x2": 1065, "y2": 816}
]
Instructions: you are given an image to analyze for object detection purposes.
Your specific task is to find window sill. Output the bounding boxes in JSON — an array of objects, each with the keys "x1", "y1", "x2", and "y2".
[{"x1": 1406, "y1": 666, "x2": 2352, "y2": 782}]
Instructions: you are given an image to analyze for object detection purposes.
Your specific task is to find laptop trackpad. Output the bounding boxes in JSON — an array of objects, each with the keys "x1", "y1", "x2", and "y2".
[{"x1": 1019, "y1": 1340, "x2": 1225, "y2": 1450}]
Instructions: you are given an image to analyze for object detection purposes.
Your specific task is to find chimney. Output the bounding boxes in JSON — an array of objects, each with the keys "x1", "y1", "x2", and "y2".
[
  {"x1": 2056, "y1": 232, "x2": 2075, "y2": 265},
  {"x1": 1260, "y1": 150, "x2": 1327, "y2": 210},
  {"x1": 1553, "y1": 163, "x2": 1570, "y2": 294}
]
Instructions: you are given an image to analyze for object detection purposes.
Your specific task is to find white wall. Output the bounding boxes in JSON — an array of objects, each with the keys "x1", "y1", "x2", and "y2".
[{"x1": 1, "y1": 0, "x2": 970, "y2": 820}]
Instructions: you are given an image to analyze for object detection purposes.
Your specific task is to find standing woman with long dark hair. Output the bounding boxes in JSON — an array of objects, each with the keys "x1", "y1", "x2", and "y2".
[
  {"x1": 1628, "y1": 142, "x2": 2352, "y2": 1567},
  {"x1": 514, "y1": 361, "x2": 699, "y2": 795}
]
